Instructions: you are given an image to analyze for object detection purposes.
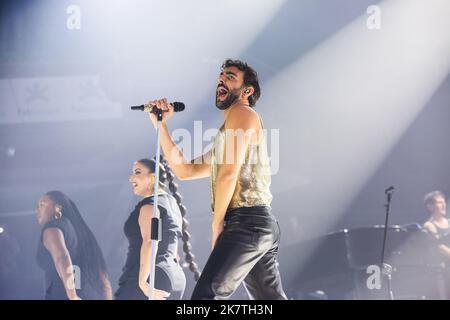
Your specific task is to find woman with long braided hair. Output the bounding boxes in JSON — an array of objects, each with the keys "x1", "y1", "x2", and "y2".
[
  {"x1": 35, "y1": 191, "x2": 112, "y2": 300},
  {"x1": 115, "y1": 156, "x2": 199, "y2": 299},
  {"x1": 160, "y1": 157, "x2": 201, "y2": 282}
]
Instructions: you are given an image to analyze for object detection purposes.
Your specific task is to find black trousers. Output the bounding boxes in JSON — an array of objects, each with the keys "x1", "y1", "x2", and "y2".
[{"x1": 191, "y1": 206, "x2": 287, "y2": 300}]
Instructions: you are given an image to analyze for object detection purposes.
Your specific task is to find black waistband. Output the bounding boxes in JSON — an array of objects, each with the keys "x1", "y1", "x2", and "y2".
[{"x1": 224, "y1": 206, "x2": 273, "y2": 221}]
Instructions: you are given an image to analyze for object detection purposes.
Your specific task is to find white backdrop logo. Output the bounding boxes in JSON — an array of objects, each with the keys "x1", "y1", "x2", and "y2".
[
  {"x1": 366, "y1": 264, "x2": 381, "y2": 290},
  {"x1": 366, "y1": 5, "x2": 382, "y2": 30},
  {"x1": 66, "y1": 5, "x2": 81, "y2": 30}
]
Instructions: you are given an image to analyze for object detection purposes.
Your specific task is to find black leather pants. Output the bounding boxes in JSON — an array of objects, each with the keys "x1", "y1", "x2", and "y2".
[{"x1": 191, "y1": 206, "x2": 287, "y2": 300}]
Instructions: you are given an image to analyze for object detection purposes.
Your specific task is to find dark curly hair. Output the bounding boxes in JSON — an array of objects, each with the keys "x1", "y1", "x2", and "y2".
[{"x1": 221, "y1": 58, "x2": 261, "y2": 107}]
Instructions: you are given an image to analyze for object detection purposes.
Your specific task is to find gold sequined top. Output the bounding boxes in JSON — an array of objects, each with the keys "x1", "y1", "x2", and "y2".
[{"x1": 210, "y1": 116, "x2": 273, "y2": 211}]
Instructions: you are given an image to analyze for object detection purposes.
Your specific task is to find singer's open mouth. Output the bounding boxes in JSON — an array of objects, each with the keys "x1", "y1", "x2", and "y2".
[{"x1": 217, "y1": 86, "x2": 228, "y2": 100}]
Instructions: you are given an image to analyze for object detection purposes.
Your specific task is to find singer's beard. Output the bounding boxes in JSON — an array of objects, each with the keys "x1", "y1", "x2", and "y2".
[{"x1": 215, "y1": 88, "x2": 241, "y2": 110}]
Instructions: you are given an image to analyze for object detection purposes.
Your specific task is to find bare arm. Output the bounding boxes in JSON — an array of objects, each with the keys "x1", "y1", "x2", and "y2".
[
  {"x1": 439, "y1": 245, "x2": 450, "y2": 259},
  {"x1": 100, "y1": 271, "x2": 113, "y2": 300},
  {"x1": 43, "y1": 228, "x2": 80, "y2": 300},
  {"x1": 211, "y1": 106, "x2": 260, "y2": 248},
  {"x1": 148, "y1": 98, "x2": 211, "y2": 181},
  {"x1": 138, "y1": 204, "x2": 170, "y2": 300}
]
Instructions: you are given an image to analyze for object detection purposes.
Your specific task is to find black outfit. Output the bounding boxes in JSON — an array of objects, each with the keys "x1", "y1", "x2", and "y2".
[
  {"x1": 429, "y1": 219, "x2": 450, "y2": 299},
  {"x1": 430, "y1": 219, "x2": 450, "y2": 240},
  {"x1": 115, "y1": 193, "x2": 186, "y2": 300},
  {"x1": 191, "y1": 206, "x2": 287, "y2": 300},
  {"x1": 36, "y1": 217, "x2": 104, "y2": 300}
]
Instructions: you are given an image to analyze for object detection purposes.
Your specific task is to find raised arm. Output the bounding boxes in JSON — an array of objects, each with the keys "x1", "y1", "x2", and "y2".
[{"x1": 148, "y1": 98, "x2": 211, "y2": 181}]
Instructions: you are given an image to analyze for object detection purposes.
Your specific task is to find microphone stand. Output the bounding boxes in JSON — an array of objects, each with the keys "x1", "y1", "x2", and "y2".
[
  {"x1": 148, "y1": 109, "x2": 163, "y2": 300},
  {"x1": 380, "y1": 186, "x2": 395, "y2": 300}
]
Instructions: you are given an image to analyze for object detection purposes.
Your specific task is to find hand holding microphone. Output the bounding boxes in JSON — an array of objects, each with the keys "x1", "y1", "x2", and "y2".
[{"x1": 131, "y1": 98, "x2": 185, "y2": 128}]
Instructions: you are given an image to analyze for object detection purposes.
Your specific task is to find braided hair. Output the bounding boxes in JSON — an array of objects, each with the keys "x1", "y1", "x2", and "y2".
[
  {"x1": 137, "y1": 157, "x2": 201, "y2": 281},
  {"x1": 45, "y1": 191, "x2": 109, "y2": 293}
]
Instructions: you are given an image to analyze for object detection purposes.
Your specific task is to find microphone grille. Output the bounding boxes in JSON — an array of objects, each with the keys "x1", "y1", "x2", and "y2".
[{"x1": 172, "y1": 102, "x2": 185, "y2": 112}]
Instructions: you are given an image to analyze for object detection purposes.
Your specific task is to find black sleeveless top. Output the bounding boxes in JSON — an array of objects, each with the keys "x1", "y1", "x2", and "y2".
[
  {"x1": 118, "y1": 193, "x2": 184, "y2": 291},
  {"x1": 36, "y1": 218, "x2": 78, "y2": 300},
  {"x1": 36, "y1": 217, "x2": 104, "y2": 300},
  {"x1": 431, "y1": 219, "x2": 450, "y2": 244}
]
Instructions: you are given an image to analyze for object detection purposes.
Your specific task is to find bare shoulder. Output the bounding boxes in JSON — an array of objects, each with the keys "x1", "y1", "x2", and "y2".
[
  {"x1": 228, "y1": 104, "x2": 259, "y2": 119},
  {"x1": 43, "y1": 227, "x2": 64, "y2": 240},
  {"x1": 42, "y1": 227, "x2": 66, "y2": 251},
  {"x1": 423, "y1": 221, "x2": 437, "y2": 233},
  {"x1": 226, "y1": 105, "x2": 260, "y2": 130},
  {"x1": 139, "y1": 204, "x2": 155, "y2": 219},
  {"x1": 138, "y1": 204, "x2": 159, "y2": 237}
]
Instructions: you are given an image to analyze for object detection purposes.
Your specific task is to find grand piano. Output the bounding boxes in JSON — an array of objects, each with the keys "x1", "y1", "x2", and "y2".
[{"x1": 278, "y1": 225, "x2": 447, "y2": 299}]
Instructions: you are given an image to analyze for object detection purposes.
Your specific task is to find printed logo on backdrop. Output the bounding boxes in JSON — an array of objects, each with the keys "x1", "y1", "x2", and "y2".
[{"x1": 0, "y1": 76, "x2": 122, "y2": 124}]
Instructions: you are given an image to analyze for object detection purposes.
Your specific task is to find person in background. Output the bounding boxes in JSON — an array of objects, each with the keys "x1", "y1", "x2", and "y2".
[
  {"x1": 36, "y1": 190, "x2": 112, "y2": 300},
  {"x1": 114, "y1": 157, "x2": 200, "y2": 300},
  {"x1": 423, "y1": 190, "x2": 450, "y2": 299}
]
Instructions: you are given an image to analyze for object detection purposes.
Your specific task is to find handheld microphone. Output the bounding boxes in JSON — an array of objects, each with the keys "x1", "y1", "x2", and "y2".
[
  {"x1": 130, "y1": 102, "x2": 185, "y2": 113},
  {"x1": 385, "y1": 186, "x2": 394, "y2": 194}
]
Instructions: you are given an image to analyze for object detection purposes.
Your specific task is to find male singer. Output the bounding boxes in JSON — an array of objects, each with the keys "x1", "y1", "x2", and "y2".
[{"x1": 148, "y1": 59, "x2": 287, "y2": 300}]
